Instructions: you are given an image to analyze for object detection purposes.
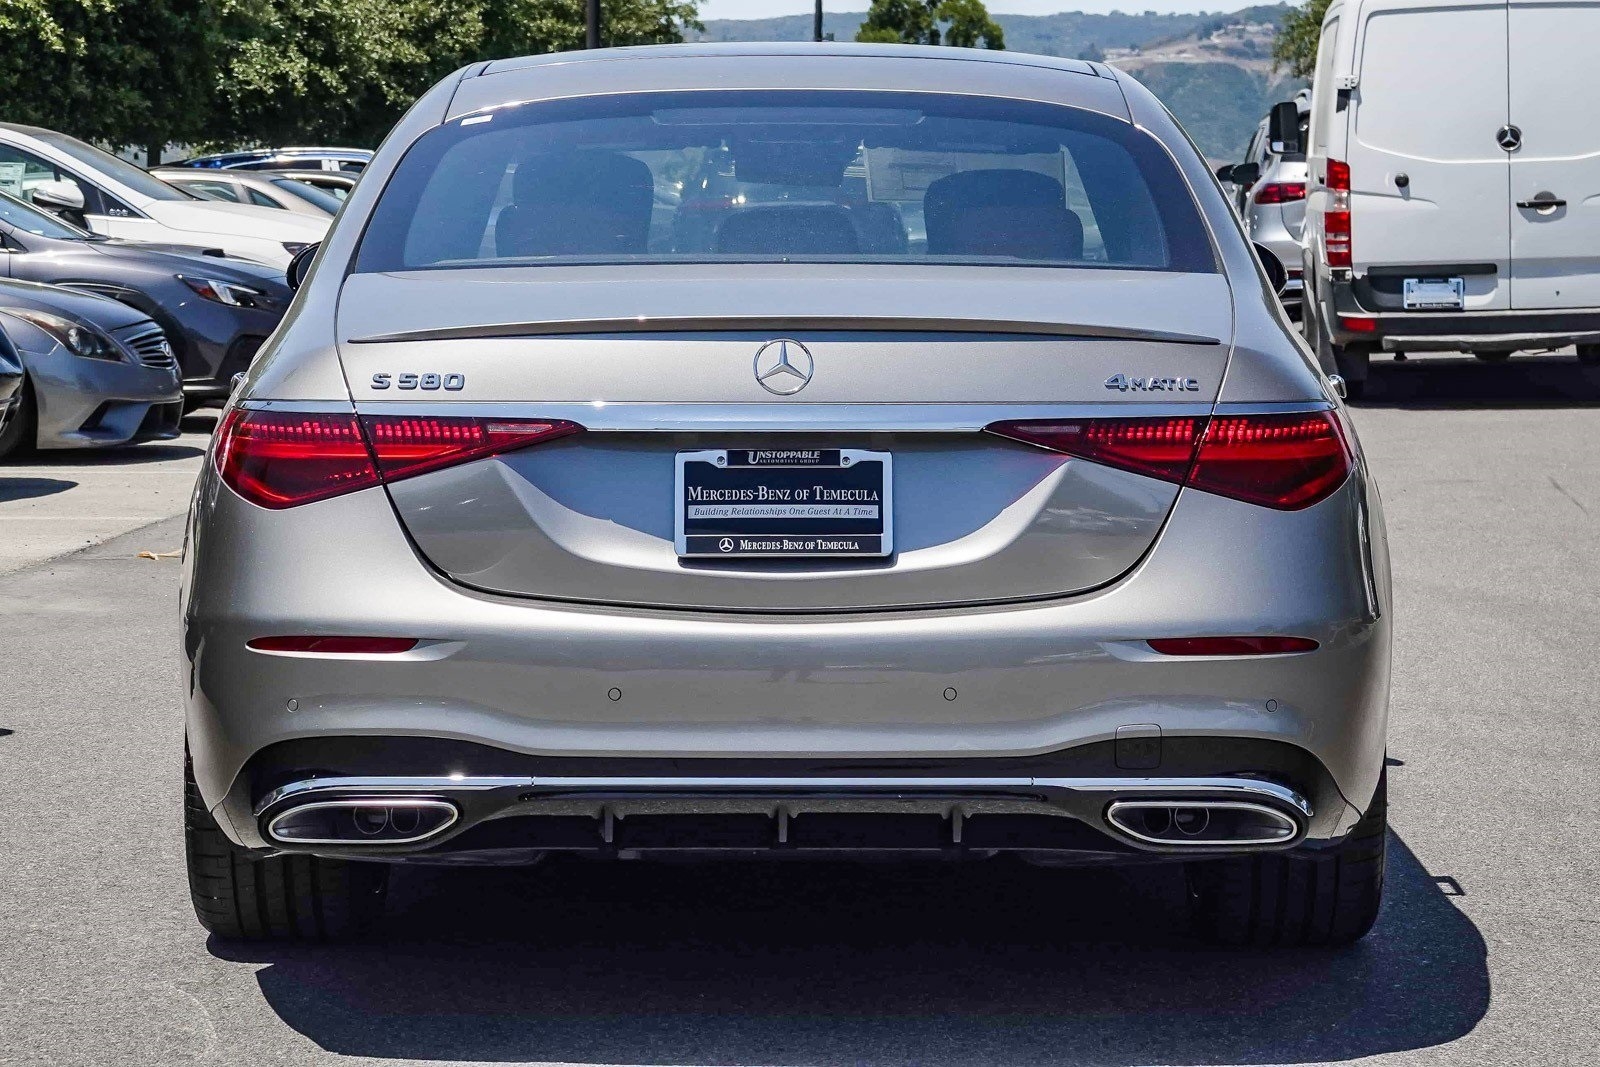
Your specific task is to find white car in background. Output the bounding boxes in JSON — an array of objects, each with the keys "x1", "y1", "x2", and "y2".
[{"x1": 0, "y1": 123, "x2": 327, "y2": 268}]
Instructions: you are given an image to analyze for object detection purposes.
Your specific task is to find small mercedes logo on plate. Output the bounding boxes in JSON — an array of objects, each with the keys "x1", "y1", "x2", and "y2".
[
  {"x1": 753, "y1": 339, "x2": 814, "y2": 395},
  {"x1": 718, "y1": 537, "x2": 735, "y2": 553}
]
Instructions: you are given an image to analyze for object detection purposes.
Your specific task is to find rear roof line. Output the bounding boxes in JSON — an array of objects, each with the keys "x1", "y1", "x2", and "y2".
[
  {"x1": 347, "y1": 314, "x2": 1221, "y2": 347},
  {"x1": 475, "y1": 43, "x2": 1099, "y2": 80}
]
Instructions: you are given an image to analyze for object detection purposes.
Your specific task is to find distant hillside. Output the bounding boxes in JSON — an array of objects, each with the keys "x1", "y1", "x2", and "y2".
[{"x1": 690, "y1": 5, "x2": 1300, "y2": 160}]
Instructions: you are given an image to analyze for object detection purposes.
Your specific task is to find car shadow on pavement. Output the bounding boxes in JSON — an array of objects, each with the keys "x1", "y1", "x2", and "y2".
[
  {"x1": 14, "y1": 442, "x2": 205, "y2": 465},
  {"x1": 217, "y1": 831, "x2": 1487, "y2": 1066},
  {"x1": 1358, "y1": 353, "x2": 1600, "y2": 408},
  {"x1": 0, "y1": 476, "x2": 75, "y2": 503}
]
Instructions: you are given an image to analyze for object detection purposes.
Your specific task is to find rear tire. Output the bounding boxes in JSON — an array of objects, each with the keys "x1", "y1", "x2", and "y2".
[
  {"x1": 0, "y1": 379, "x2": 37, "y2": 460},
  {"x1": 1576, "y1": 344, "x2": 1600, "y2": 365},
  {"x1": 1187, "y1": 770, "x2": 1386, "y2": 947},
  {"x1": 185, "y1": 751, "x2": 388, "y2": 941}
]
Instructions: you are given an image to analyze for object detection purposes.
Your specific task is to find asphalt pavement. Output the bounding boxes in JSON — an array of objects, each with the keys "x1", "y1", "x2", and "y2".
[{"x1": 2, "y1": 356, "x2": 1598, "y2": 1066}]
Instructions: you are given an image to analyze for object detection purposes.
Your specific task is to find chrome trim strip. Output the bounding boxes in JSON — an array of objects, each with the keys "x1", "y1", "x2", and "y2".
[
  {"x1": 255, "y1": 775, "x2": 532, "y2": 814},
  {"x1": 264, "y1": 798, "x2": 460, "y2": 846},
  {"x1": 1103, "y1": 799, "x2": 1302, "y2": 847},
  {"x1": 339, "y1": 401, "x2": 1218, "y2": 431},
  {"x1": 345, "y1": 315, "x2": 1222, "y2": 347},
  {"x1": 1210, "y1": 400, "x2": 1334, "y2": 415},
  {"x1": 255, "y1": 773, "x2": 1311, "y2": 819},
  {"x1": 241, "y1": 400, "x2": 1337, "y2": 428}
]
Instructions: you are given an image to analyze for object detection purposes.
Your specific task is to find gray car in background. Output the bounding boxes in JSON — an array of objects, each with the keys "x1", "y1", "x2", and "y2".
[
  {"x1": 182, "y1": 45, "x2": 1388, "y2": 948},
  {"x1": 0, "y1": 278, "x2": 181, "y2": 456}
]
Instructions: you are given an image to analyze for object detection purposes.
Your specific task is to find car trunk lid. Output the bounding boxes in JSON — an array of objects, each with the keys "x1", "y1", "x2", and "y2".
[{"x1": 336, "y1": 265, "x2": 1232, "y2": 611}]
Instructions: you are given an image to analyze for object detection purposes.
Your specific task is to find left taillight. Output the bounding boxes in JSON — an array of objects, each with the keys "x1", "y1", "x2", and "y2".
[
  {"x1": 986, "y1": 410, "x2": 1352, "y2": 512},
  {"x1": 215, "y1": 408, "x2": 583, "y2": 509}
]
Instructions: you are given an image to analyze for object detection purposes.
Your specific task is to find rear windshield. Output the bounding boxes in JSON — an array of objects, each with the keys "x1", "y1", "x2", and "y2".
[{"x1": 354, "y1": 90, "x2": 1216, "y2": 274}]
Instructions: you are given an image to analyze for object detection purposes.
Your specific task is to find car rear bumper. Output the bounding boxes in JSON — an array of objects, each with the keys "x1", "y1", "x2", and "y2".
[
  {"x1": 1328, "y1": 275, "x2": 1600, "y2": 350},
  {"x1": 183, "y1": 459, "x2": 1391, "y2": 856}
]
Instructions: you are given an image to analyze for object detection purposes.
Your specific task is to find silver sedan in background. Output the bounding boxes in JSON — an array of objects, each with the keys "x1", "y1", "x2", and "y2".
[
  {"x1": 182, "y1": 44, "x2": 1389, "y2": 948},
  {"x1": 0, "y1": 278, "x2": 181, "y2": 457}
]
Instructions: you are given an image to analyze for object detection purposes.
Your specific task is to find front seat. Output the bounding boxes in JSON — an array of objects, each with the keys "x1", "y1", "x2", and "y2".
[
  {"x1": 923, "y1": 169, "x2": 1084, "y2": 261},
  {"x1": 496, "y1": 151, "x2": 654, "y2": 258}
]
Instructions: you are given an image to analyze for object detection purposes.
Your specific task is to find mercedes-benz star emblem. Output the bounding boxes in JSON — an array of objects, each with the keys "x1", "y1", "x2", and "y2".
[
  {"x1": 1497, "y1": 124, "x2": 1523, "y2": 152},
  {"x1": 753, "y1": 338, "x2": 814, "y2": 396},
  {"x1": 718, "y1": 537, "x2": 735, "y2": 553}
]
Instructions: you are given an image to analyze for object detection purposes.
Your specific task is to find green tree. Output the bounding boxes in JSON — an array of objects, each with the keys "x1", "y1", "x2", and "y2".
[
  {"x1": 1272, "y1": 0, "x2": 1330, "y2": 78},
  {"x1": 0, "y1": 0, "x2": 224, "y2": 163},
  {"x1": 856, "y1": 0, "x2": 1002, "y2": 49}
]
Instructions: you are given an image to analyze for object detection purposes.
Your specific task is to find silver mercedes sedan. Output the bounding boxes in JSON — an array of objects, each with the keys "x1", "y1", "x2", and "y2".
[{"x1": 181, "y1": 44, "x2": 1391, "y2": 947}]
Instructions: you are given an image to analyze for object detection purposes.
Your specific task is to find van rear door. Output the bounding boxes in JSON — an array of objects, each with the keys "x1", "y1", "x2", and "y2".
[
  {"x1": 1507, "y1": 0, "x2": 1600, "y2": 309},
  {"x1": 1351, "y1": 1, "x2": 1511, "y2": 310}
]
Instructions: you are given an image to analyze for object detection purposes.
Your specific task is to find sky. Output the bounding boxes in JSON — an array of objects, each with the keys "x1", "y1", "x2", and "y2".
[{"x1": 697, "y1": 1, "x2": 1246, "y2": 18}]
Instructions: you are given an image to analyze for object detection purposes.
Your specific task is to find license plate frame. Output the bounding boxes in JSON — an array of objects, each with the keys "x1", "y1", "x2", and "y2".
[
  {"x1": 1403, "y1": 276, "x2": 1466, "y2": 310},
  {"x1": 674, "y1": 448, "x2": 893, "y2": 559}
]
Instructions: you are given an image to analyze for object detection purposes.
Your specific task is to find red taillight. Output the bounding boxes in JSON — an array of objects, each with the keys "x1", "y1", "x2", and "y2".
[
  {"x1": 1148, "y1": 636, "x2": 1320, "y2": 656},
  {"x1": 1341, "y1": 315, "x2": 1380, "y2": 333},
  {"x1": 986, "y1": 417, "x2": 1205, "y2": 483},
  {"x1": 216, "y1": 409, "x2": 583, "y2": 509},
  {"x1": 247, "y1": 636, "x2": 419, "y2": 654},
  {"x1": 1324, "y1": 159, "x2": 1352, "y2": 268},
  {"x1": 216, "y1": 409, "x2": 378, "y2": 509},
  {"x1": 1253, "y1": 181, "x2": 1306, "y2": 205},
  {"x1": 1190, "y1": 412, "x2": 1352, "y2": 510},
  {"x1": 360, "y1": 415, "x2": 580, "y2": 481},
  {"x1": 986, "y1": 411, "x2": 1351, "y2": 512}
]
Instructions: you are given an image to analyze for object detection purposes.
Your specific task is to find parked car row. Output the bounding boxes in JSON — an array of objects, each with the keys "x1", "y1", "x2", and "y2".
[{"x1": 0, "y1": 130, "x2": 370, "y2": 457}]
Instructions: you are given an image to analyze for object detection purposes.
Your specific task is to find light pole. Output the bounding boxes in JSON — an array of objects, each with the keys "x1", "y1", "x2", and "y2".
[
  {"x1": 814, "y1": 0, "x2": 823, "y2": 42},
  {"x1": 586, "y1": 0, "x2": 600, "y2": 48}
]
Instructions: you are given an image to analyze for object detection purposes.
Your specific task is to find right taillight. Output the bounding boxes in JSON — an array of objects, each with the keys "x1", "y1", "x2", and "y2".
[
  {"x1": 1324, "y1": 158, "x2": 1352, "y2": 268},
  {"x1": 987, "y1": 410, "x2": 1351, "y2": 512},
  {"x1": 1188, "y1": 411, "x2": 1352, "y2": 510},
  {"x1": 216, "y1": 408, "x2": 583, "y2": 509}
]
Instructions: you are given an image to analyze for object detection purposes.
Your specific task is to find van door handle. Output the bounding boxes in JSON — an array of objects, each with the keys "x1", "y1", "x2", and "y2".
[{"x1": 1517, "y1": 194, "x2": 1566, "y2": 209}]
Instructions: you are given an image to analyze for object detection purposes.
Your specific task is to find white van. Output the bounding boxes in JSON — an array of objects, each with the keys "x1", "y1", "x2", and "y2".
[{"x1": 1302, "y1": 0, "x2": 1600, "y2": 393}]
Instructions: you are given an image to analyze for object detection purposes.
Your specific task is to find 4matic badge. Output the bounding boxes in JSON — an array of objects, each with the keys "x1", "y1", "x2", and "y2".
[{"x1": 1105, "y1": 374, "x2": 1201, "y2": 392}]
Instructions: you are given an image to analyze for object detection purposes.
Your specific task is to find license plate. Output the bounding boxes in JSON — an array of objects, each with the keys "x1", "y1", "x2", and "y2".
[
  {"x1": 1403, "y1": 277, "x2": 1465, "y2": 310},
  {"x1": 674, "y1": 448, "x2": 893, "y2": 558}
]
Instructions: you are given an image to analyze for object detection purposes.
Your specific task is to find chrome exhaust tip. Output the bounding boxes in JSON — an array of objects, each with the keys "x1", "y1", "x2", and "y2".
[
  {"x1": 1105, "y1": 799, "x2": 1299, "y2": 848},
  {"x1": 265, "y1": 798, "x2": 458, "y2": 846}
]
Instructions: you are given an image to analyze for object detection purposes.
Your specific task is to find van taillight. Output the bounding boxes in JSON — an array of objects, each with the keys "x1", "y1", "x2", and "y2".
[
  {"x1": 1253, "y1": 181, "x2": 1307, "y2": 205},
  {"x1": 987, "y1": 411, "x2": 1351, "y2": 511},
  {"x1": 1325, "y1": 159, "x2": 1352, "y2": 268},
  {"x1": 216, "y1": 408, "x2": 583, "y2": 509}
]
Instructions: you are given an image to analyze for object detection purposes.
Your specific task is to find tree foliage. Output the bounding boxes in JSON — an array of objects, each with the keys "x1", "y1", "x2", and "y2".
[
  {"x1": 1272, "y1": 0, "x2": 1330, "y2": 79},
  {"x1": 0, "y1": 0, "x2": 703, "y2": 154},
  {"x1": 856, "y1": 0, "x2": 1003, "y2": 50}
]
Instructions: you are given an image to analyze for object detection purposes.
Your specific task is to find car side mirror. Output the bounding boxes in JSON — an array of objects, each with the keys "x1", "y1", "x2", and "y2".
[
  {"x1": 286, "y1": 243, "x2": 319, "y2": 290},
  {"x1": 1214, "y1": 163, "x2": 1235, "y2": 184},
  {"x1": 1229, "y1": 161, "x2": 1261, "y2": 188},
  {"x1": 1268, "y1": 101, "x2": 1302, "y2": 155},
  {"x1": 1253, "y1": 242, "x2": 1288, "y2": 297},
  {"x1": 33, "y1": 178, "x2": 85, "y2": 212}
]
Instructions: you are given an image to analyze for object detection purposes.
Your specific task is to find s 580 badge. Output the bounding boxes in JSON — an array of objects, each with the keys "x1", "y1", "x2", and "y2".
[
  {"x1": 372, "y1": 372, "x2": 465, "y2": 391},
  {"x1": 1105, "y1": 374, "x2": 1201, "y2": 392}
]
